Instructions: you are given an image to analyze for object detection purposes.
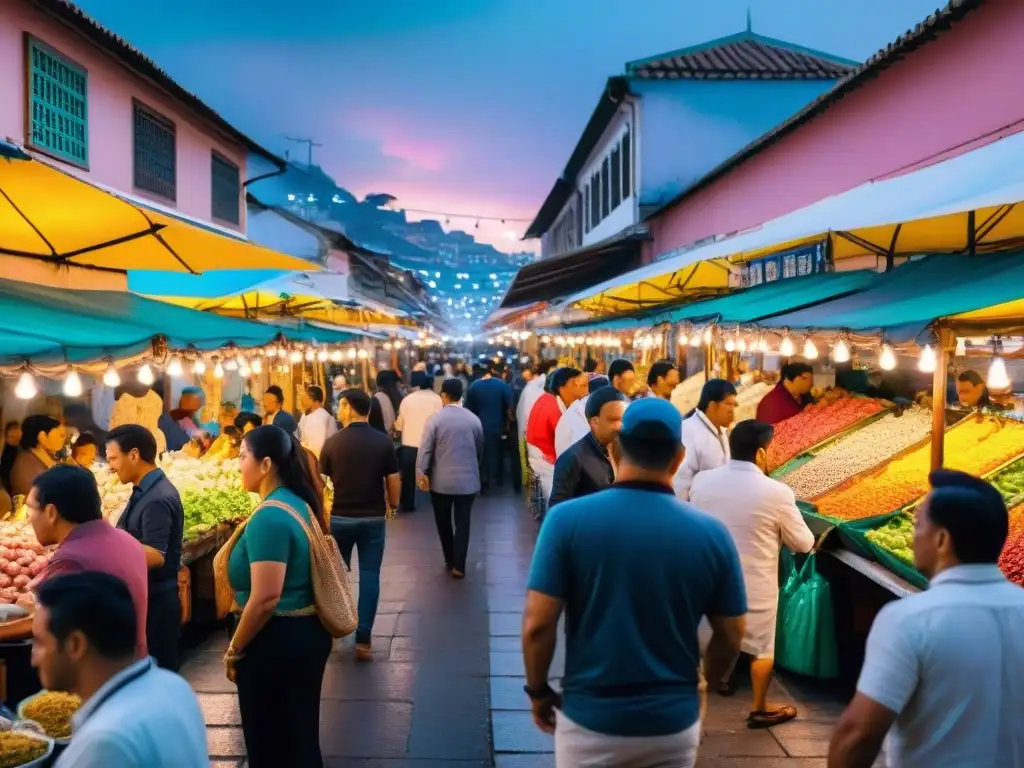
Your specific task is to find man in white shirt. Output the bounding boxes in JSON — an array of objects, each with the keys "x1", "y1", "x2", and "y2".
[
  {"x1": 555, "y1": 376, "x2": 609, "y2": 457},
  {"x1": 675, "y1": 379, "x2": 737, "y2": 500},
  {"x1": 395, "y1": 371, "x2": 443, "y2": 511},
  {"x1": 516, "y1": 360, "x2": 555, "y2": 443},
  {"x1": 690, "y1": 420, "x2": 814, "y2": 727},
  {"x1": 829, "y1": 469, "x2": 1024, "y2": 768},
  {"x1": 298, "y1": 385, "x2": 337, "y2": 458}
]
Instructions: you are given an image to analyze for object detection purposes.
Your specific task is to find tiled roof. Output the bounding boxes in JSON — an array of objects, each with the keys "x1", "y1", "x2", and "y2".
[
  {"x1": 629, "y1": 34, "x2": 857, "y2": 81},
  {"x1": 32, "y1": 0, "x2": 284, "y2": 166}
]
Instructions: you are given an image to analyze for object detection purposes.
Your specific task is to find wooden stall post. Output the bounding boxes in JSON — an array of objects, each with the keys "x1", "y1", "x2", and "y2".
[{"x1": 931, "y1": 328, "x2": 953, "y2": 471}]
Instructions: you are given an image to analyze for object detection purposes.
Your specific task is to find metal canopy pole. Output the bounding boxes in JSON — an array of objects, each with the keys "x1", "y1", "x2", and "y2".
[{"x1": 931, "y1": 328, "x2": 953, "y2": 471}]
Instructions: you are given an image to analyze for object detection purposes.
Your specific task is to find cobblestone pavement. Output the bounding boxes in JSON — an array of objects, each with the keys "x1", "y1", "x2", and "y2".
[{"x1": 182, "y1": 488, "x2": 865, "y2": 767}]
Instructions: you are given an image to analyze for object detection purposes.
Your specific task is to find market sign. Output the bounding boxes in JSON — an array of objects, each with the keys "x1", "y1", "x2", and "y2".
[{"x1": 742, "y1": 240, "x2": 830, "y2": 288}]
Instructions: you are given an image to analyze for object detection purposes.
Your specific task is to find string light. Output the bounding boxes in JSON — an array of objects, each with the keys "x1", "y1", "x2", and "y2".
[
  {"x1": 213, "y1": 360, "x2": 224, "y2": 379},
  {"x1": 137, "y1": 364, "x2": 155, "y2": 386},
  {"x1": 802, "y1": 337, "x2": 818, "y2": 359},
  {"x1": 317, "y1": 349, "x2": 329, "y2": 362},
  {"x1": 541, "y1": 335, "x2": 551, "y2": 344},
  {"x1": 738, "y1": 337, "x2": 748, "y2": 353},
  {"x1": 357, "y1": 349, "x2": 369, "y2": 359},
  {"x1": 348, "y1": 348, "x2": 358, "y2": 360},
  {"x1": 724, "y1": 336, "x2": 736, "y2": 353},
  {"x1": 167, "y1": 356, "x2": 184, "y2": 377},
  {"x1": 103, "y1": 363, "x2": 121, "y2": 388},
  {"x1": 703, "y1": 327, "x2": 713, "y2": 345},
  {"x1": 63, "y1": 369, "x2": 83, "y2": 397},
  {"x1": 193, "y1": 358, "x2": 207, "y2": 375},
  {"x1": 758, "y1": 336, "x2": 769, "y2": 353},
  {"x1": 15, "y1": 372, "x2": 37, "y2": 400},
  {"x1": 833, "y1": 338, "x2": 851, "y2": 363},
  {"x1": 918, "y1": 344, "x2": 936, "y2": 373},
  {"x1": 988, "y1": 338, "x2": 1011, "y2": 390},
  {"x1": 289, "y1": 350, "x2": 302, "y2": 363},
  {"x1": 879, "y1": 344, "x2": 897, "y2": 371},
  {"x1": 304, "y1": 349, "x2": 315, "y2": 362},
  {"x1": 224, "y1": 357, "x2": 239, "y2": 372},
  {"x1": 251, "y1": 359, "x2": 263, "y2": 375},
  {"x1": 331, "y1": 350, "x2": 343, "y2": 362},
  {"x1": 955, "y1": 337, "x2": 967, "y2": 357},
  {"x1": 779, "y1": 334, "x2": 794, "y2": 357},
  {"x1": 239, "y1": 365, "x2": 251, "y2": 378}
]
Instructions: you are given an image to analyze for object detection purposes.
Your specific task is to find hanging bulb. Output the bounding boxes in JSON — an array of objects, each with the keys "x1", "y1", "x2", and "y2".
[
  {"x1": 703, "y1": 327, "x2": 713, "y2": 345},
  {"x1": 803, "y1": 338, "x2": 818, "y2": 360},
  {"x1": 237, "y1": 356, "x2": 249, "y2": 370},
  {"x1": 317, "y1": 349, "x2": 329, "y2": 362},
  {"x1": 63, "y1": 369, "x2": 83, "y2": 397},
  {"x1": 879, "y1": 344, "x2": 897, "y2": 371},
  {"x1": 251, "y1": 359, "x2": 263, "y2": 375},
  {"x1": 167, "y1": 355, "x2": 184, "y2": 378},
  {"x1": 689, "y1": 332, "x2": 701, "y2": 348},
  {"x1": 738, "y1": 337, "x2": 748, "y2": 353},
  {"x1": 358, "y1": 349, "x2": 369, "y2": 359},
  {"x1": 224, "y1": 357, "x2": 239, "y2": 372},
  {"x1": 137, "y1": 364, "x2": 155, "y2": 386},
  {"x1": 833, "y1": 339, "x2": 851, "y2": 363},
  {"x1": 239, "y1": 365, "x2": 251, "y2": 378},
  {"x1": 15, "y1": 372, "x2": 37, "y2": 400},
  {"x1": 289, "y1": 350, "x2": 302, "y2": 363},
  {"x1": 347, "y1": 348, "x2": 358, "y2": 360},
  {"x1": 103, "y1": 364, "x2": 121, "y2": 388},
  {"x1": 304, "y1": 349, "x2": 315, "y2": 362},
  {"x1": 918, "y1": 344, "x2": 936, "y2": 373},
  {"x1": 955, "y1": 337, "x2": 967, "y2": 357},
  {"x1": 214, "y1": 361, "x2": 225, "y2": 379},
  {"x1": 988, "y1": 355, "x2": 1011, "y2": 391},
  {"x1": 193, "y1": 358, "x2": 207, "y2": 375},
  {"x1": 331, "y1": 349, "x2": 343, "y2": 362},
  {"x1": 724, "y1": 336, "x2": 736, "y2": 353},
  {"x1": 541, "y1": 335, "x2": 551, "y2": 344},
  {"x1": 779, "y1": 335, "x2": 794, "y2": 356},
  {"x1": 758, "y1": 336, "x2": 769, "y2": 353}
]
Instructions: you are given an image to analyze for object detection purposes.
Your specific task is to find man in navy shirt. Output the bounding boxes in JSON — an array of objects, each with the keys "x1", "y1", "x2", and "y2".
[
  {"x1": 465, "y1": 361, "x2": 512, "y2": 493},
  {"x1": 523, "y1": 398, "x2": 747, "y2": 767}
]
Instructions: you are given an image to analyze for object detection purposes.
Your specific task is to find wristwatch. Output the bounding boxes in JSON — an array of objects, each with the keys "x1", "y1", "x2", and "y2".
[{"x1": 523, "y1": 683, "x2": 554, "y2": 700}]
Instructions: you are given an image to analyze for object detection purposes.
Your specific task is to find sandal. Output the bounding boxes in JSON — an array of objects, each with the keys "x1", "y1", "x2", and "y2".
[
  {"x1": 747, "y1": 706, "x2": 798, "y2": 729},
  {"x1": 716, "y1": 679, "x2": 737, "y2": 697}
]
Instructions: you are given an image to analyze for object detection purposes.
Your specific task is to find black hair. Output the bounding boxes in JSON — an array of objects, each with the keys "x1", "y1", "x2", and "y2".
[
  {"x1": 588, "y1": 375, "x2": 610, "y2": 394},
  {"x1": 584, "y1": 357, "x2": 598, "y2": 373},
  {"x1": 729, "y1": 420, "x2": 775, "y2": 463},
  {"x1": 31, "y1": 464, "x2": 102, "y2": 524},
  {"x1": 442, "y1": 377, "x2": 464, "y2": 402},
  {"x1": 647, "y1": 360, "x2": 678, "y2": 387},
  {"x1": 617, "y1": 433, "x2": 682, "y2": 473},
  {"x1": 339, "y1": 388, "x2": 372, "y2": 417},
  {"x1": 234, "y1": 411, "x2": 263, "y2": 432},
  {"x1": 781, "y1": 362, "x2": 814, "y2": 381},
  {"x1": 410, "y1": 371, "x2": 431, "y2": 390},
  {"x1": 375, "y1": 370, "x2": 403, "y2": 413},
  {"x1": 71, "y1": 432, "x2": 98, "y2": 453},
  {"x1": 585, "y1": 386, "x2": 627, "y2": 420},
  {"x1": 105, "y1": 424, "x2": 158, "y2": 464},
  {"x1": 368, "y1": 397, "x2": 387, "y2": 433},
  {"x1": 20, "y1": 415, "x2": 61, "y2": 450},
  {"x1": 957, "y1": 370, "x2": 985, "y2": 387},
  {"x1": 264, "y1": 385, "x2": 285, "y2": 404},
  {"x1": 243, "y1": 425, "x2": 323, "y2": 522},
  {"x1": 305, "y1": 385, "x2": 325, "y2": 404},
  {"x1": 698, "y1": 378, "x2": 738, "y2": 412},
  {"x1": 4, "y1": 421, "x2": 19, "y2": 432},
  {"x1": 608, "y1": 359, "x2": 634, "y2": 382},
  {"x1": 537, "y1": 359, "x2": 559, "y2": 376},
  {"x1": 550, "y1": 367, "x2": 583, "y2": 395},
  {"x1": 36, "y1": 572, "x2": 137, "y2": 659},
  {"x1": 927, "y1": 469, "x2": 1008, "y2": 564}
]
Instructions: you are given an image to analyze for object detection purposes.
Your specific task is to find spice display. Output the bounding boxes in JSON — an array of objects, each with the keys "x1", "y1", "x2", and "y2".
[
  {"x1": 0, "y1": 732, "x2": 48, "y2": 768},
  {"x1": 0, "y1": 532, "x2": 49, "y2": 604},
  {"x1": 865, "y1": 515, "x2": 915, "y2": 566},
  {"x1": 784, "y1": 407, "x2": 932, "y2": 499},
  {"x1": 20, "y1": 692, "x2": 82, "y2": 739},
  {"x1": 766, "y1": 394, "x2": 885, "y2": 471},
  {"x1": 816, "y1": 417, "x2": 1024, "y2": 520},
  {"x1": 999, "y1": 525, "x2": 1024, "y2": 587}
]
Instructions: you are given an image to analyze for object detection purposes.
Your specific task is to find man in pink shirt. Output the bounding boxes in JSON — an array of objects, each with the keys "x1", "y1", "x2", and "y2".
[{"x1": 27, "y1": 465, "x2": 150, "y2": 659}]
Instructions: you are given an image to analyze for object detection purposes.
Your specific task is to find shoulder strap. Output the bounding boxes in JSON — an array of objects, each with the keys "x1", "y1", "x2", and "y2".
[{"x1": 259, "y1": 499, "x2": 318, "y2": 543}]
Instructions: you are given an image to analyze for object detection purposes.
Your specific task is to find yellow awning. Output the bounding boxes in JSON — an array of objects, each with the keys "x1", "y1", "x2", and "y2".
[
  {"x1": 571, "y1": 258, "x2": 734, "y2": 315},
  {"x1": 0, "y1": 155, "x2": 315, "y2": 273}
]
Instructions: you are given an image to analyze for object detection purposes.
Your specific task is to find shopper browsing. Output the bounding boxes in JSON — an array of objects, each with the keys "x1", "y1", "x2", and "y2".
[
  {"x1": 523, "y1": 398, "x2": 747, "y2": 767},
  {"x1": 554, "y1": 376, "x2": 610, "y2": 458},
  {"x1": 464, "y1": 361, "x2": 512, "y2": 493},
  {"x1": 297, "y1": 385, "x2": 338, "y2": 458},
  {"x1": 607, "y1": 359, "x2": 637, "y2": 398},
  {"x1": 828, "y1": 470, "x2": 1024, "y2": 768},
  {"x1": 675, "y1": 378, "x2": 738, "y2": 500},
  {"x1": 263, "y1": 385, "x2": 299, "y2": 437},
  {"x1": 646, "y1": 360, "x2": 680, "y2": 401},
  {"x1": 548, "y1": 386, "x2": 626, "y2": 508},
  {"x1": 526, "y1": 367, "x2": 588, "y2": 504},
  {"x1": 395, "y1": 371, "x2": 442, "y2": 512}
]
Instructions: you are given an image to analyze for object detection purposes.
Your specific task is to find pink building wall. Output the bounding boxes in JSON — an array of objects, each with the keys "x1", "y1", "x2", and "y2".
[
  {"x1": 0, "y1": 0, "x2": 248, "y2": 231},
  {"x1": 650, "y1": 0, "x2": 1024, "y2": 260}
]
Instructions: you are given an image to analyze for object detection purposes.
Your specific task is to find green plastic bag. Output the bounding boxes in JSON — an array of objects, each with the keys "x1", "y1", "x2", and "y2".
[{"x1": 775, "y1": 553, "x2": 839, "y2": 679}]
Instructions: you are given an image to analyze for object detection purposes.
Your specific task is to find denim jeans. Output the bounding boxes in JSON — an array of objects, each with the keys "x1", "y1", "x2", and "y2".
[{"x1": 329, "y1": 517, "x2": 387, "y2": 644}]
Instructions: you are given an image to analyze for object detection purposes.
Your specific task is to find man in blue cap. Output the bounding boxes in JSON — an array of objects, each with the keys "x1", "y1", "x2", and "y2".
[{"x1": 522, "y1": 397, "x2": 747, "y2": 767}]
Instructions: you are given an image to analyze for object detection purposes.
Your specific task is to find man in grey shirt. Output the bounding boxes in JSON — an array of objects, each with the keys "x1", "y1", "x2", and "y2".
[
  {"x1": 829, "y1": 469, "x2": 1024, "y2": 768},
  {"x1": 417, "y1": 377, "x2": 484, "y2": 579}
]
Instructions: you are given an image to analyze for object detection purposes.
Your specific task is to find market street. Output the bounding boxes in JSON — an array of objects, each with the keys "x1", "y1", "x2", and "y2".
[{"x1": 183, "y1": 488, "x2": 863, "y2": 767}]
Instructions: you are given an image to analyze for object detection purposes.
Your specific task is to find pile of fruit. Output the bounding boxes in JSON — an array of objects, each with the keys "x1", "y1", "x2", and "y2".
[
  {"x1": 766, "y1": 393, "x2": 885, "y2": 471},
  {"x1": 989, "y1": 461, "x2": 1024, "y2": 507},
  {"x1": 784, "y1": 407, "x2": 932, "y2": 499},
  {"x1": 999, "y1": 504, "x2": 1024, "y2": 587},
  {"x1": 816, "y1": 417, "x2": 1024, "y2": 520},
  {"x1": 0, "y1": 527, "x2": 49, "y2": 604},
  {"x1": 865, "y1": 515, "x2": 915, "y2": 567}
]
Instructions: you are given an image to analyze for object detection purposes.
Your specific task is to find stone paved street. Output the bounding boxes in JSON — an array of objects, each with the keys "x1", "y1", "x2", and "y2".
[{"x1": 182, "y1": 488, "x2": 865, "y2": 767}]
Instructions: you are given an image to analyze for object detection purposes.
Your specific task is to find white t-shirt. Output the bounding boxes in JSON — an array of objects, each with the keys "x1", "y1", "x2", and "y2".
[
  {"x1": 298, "y1": 407, "x2": 337, "y2": 457},
  {"x1": 554, "y1": 396, "x2": 590, "y2": 458},
  {"x1": 396, "y1": 388, "x2": 443, "y2": 448}
]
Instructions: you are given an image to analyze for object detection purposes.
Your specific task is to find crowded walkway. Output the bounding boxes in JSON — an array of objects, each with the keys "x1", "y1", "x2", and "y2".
[{"x1": 186, "y1": 488, "x2": 860, "y2": 767}]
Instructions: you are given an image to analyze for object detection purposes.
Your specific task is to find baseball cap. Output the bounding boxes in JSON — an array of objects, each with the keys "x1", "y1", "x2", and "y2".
[{"x1": 620, "y1": 398, "x2": 683, "y2": 443}]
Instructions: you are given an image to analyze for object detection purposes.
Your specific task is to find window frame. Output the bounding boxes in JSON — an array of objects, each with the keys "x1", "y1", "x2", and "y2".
[
  {"x1": 210, "y1": 150, "x2": 241, "y2": 226},
  {"x1": 132, "y1": 98, "x2": 177, "y2": 202},
  {"x1": 621, "y1": 128, "x2": 631, "y2": 200},
  {"x1": 24, "y1": 34, "x2": 89, "y2": 169}
]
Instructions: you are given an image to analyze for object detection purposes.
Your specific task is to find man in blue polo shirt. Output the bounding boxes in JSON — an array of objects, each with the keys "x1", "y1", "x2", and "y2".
[{"x1": 522, "y1": 398, "x2": 747, "y2": 767}]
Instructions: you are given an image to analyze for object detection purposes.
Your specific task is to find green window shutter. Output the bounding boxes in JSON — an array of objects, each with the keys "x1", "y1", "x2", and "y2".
[
  {"x1": 27, "y1": 37, "x2": 88, "y2": 167},
  {"x1": 133, "y1": 101, "x2": 176, "y2": 200},
  {"x1": 211, "y1": 153, "x2": 240, "y2": 225}
]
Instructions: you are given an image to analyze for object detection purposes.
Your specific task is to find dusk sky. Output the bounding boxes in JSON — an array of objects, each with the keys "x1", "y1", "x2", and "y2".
[{"x1": 78, "y1": 0, "x2": 942, "y2": 251}]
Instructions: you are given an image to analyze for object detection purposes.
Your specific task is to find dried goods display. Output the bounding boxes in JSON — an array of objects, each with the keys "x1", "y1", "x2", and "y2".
[
  {"x1": 19, "y1": 692, "x2": 81, "y2": 740},
  {"x1": 0, "y1": 526, "x2": 49, "y2": 604},
  {"x1": 816, "y1": 417, "x2": 1024, "y2": 520},
  {"x1": 669, "y1": 372, "x2": 707, "y2": 416},
  {"x1": 1000, "y1": 508, "x2": 1024, "y2": 587},
  {"x1": 766, "y1": 393, "x2": 885, "y2": 471},
  {"x1": 784, "y1": 407, "x2": 932, "y2": 499},
  {"x1": 0, "y1": 732, "x2": 49, "y2": 768},
  {"x1": 865, "y1": 515, "x2": 915, "y2": 567}
]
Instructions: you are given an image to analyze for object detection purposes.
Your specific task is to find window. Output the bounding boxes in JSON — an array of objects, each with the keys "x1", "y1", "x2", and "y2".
[
  {"x1": 621, "y1": 129, "x2": 631, "y2": 199},
  {"x1": 583, "y1": 185, "x2": 590, "y2": 234},
  {"x1": 26, "y1": 36, "x2": 88, "y2": 167},
  {"x1": 133, "y1": 101, "x2": 176, "y2": 200},
  {"x1": 600, "y1": 157, "x2": 610, "y2": 219},
  {"x1": 211, "y1": 153, "x2": 240, "y2": 225},
  {"x1": 590, "y1": 172, "x2": 599, "y2": 228},
  {"x1": 611, "y1": 144, "x2": 622, "y2": 210}
]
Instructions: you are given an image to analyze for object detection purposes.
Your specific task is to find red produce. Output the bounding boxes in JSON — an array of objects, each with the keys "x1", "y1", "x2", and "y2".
[
  {"x1": 0, "y1": 574, "x2": 11, "y2": 588},
  {"x1": 28, "y1": 560, "x2": 45, "y2": 577},
  {"x1": 5, "y1": 562, "x2": 22, "y2": 577},
  {"x1": 12, "y1": 575, "x2": 30, "y2": 589},
  {"x1": 16, "y1": 555, "x2": 33, "y2": 567}
]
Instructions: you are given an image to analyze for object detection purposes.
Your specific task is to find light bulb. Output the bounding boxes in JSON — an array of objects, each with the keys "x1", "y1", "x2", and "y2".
[
  {"x1": 575, "y1": 336, "x2": 585, "y2": 345},
  {"x1": 331, "y1": 350, "x2": 343, "y2": 362},
  {"x1": 689, "y1": 333, "x2": 701, "y2": 348},
  {"x1": 237, "y1": 356, "x2": 249, "y2": 369},
  {"x1": 879, "y1": 344, "x2": 897, "y2": 371},
  {"x1": 251, "y1": 359, "x2": 262, "y2": 375},
  {"x1": 193, "y1": 358, "x2": 207, "y2": 375},
  {"x1": 955, "y1": 337, "x2": 967, "y2": 357},
  {"x1": 585, "y1": 337, "x2": 594, "y2": 346},
  {"x1": 833, "y1": 339, "x2": 851, "y2": 363},
  {"x1": 803, "y1": 338, "x2": 818, "y2": 359},
  {"x1": 725, "y1": 337, "x2": 736, "y2": 353},
  {"x1": 167, "y1": 356, "x2": 183, "y2": 377},
  {"x1": 394, "y1": 341, "x2": 405, "y2": 349},
  {"x1": 317, "y1": 349, "x2": 328, "y2": 362},
  {"x1": 541, "y1": 335, "x2": 551, "y2": 344},
  {"x1": 487, "y1": 338, "x2": 495, "y2": 345},
  {"x1": 988, "y1": 356, "x2": 1011, "y2": 390},
  {"x1": 347, "y1": 348, "x2": 358, "y2": 360},
  {"x1": 289, "y1": 350, "x2": 302, "y2": 363},
  {"x1": 63, "y1": 370, "x2": 83, "y2": 397},
  {"x1": 103, "y1": 364, "x2": 121, "y2": 388},
  {"x1": 780, "y1": 335, "x2": 795, "y2": 356},
  {"x1": 239, "y1": 365, "x2": 251, "y2": 378},
  {"x1": 137, "y1": 364, "x2": 155, "y2": 386},
  {"x1": 358, "y1": 349, "x2": 369, "y2": 359},
  {"x1": 738, "y1": 337, "x2": 748, "y2": 353},
  {"x1": 703, "y1": 327, "x2": 712, "y2": 345},
  {"x1": 15, "y1": 372, "x2": 37, "y2": 400},
  {"x1": 304, "y1": 349, "x2": 315, "y2": 362},
  {"x1": 224, "y1": 358, "x2": 239, "y2": 372},
  {"x1": 214, "y1": 361, "x2": 224, "y2": 379},
  {"x1": 383, "y1": 342, "x2": 393, "y2": 351},
  {"x1": 917, "y1": 344, "x2": 936, "y2": 373},
  {"x1": 758, "y1": 336, "x2": 769, "y2": 353}
]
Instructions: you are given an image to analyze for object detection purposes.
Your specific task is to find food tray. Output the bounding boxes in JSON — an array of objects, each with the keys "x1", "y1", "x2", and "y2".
[
  {"x1": 767, "y1": 396, "x2": 892, "y2": 473},
  {"x1": 0, "y1": 730, "x2": 53, "y2": 768},
  {"x1": 17, "y1": 691, "x2": 75, "y2": 746},
  {"x1": 0, "y1": 615, "x2": 33, "y2": 642}
]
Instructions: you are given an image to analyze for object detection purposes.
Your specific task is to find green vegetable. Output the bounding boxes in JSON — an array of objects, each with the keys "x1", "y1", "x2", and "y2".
[
  {"x1": 181, "y1": 488, "x2": 256, "y2": 540},
  {"x1": 866, "y1": 515, "x2": 915, "y2": 566}
]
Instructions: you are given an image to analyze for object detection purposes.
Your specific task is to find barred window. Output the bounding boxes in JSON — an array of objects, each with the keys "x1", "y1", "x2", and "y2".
[
  {"x1": 211, "y1": 153, "x2": 240, "y2": 225},
  {"x1": 133, "y1": 101, "x2": 176, "y2": 200},
  {"x1": 27, "y1": 37, "x2": 88, "y2": 167}
]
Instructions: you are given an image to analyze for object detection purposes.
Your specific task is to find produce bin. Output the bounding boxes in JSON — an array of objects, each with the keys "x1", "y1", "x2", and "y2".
[{"x1": 837, "y1": 514, "x2": 930, "y2": 590}]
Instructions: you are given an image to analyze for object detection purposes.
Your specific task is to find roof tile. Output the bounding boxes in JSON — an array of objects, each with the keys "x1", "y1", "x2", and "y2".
[{"x1": 632, "y1": 37, "x2": 854, "y2": 80}]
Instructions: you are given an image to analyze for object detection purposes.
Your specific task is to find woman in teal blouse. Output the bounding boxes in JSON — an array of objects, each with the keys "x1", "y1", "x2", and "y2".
[{"x1": 223, "y1": 425, "x2": 331, "y2": 768}]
